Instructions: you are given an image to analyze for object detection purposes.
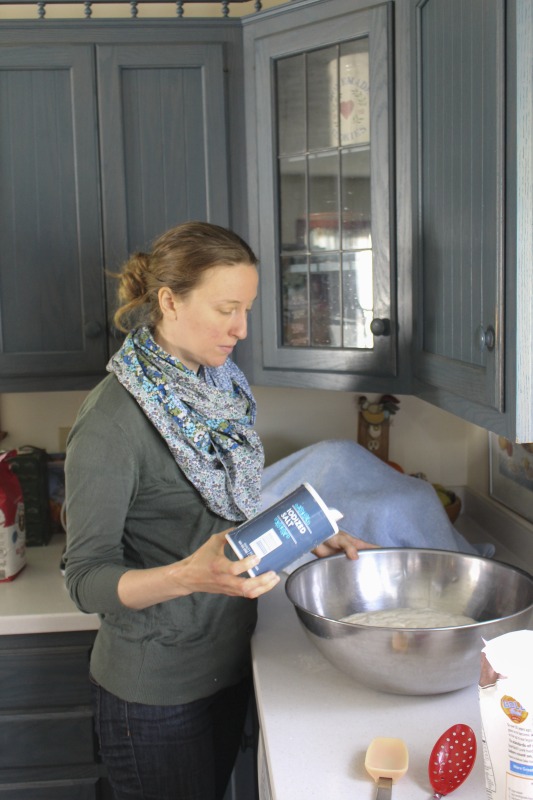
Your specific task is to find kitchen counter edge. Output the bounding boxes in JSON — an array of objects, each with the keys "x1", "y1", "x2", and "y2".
[{"x1": 0, "y1": 535, "x2": 100, "y2": 635}]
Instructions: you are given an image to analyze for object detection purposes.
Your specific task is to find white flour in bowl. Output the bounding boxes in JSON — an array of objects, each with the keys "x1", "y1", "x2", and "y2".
[{"x1": 340, "y1": 607, "x2": 477, "y2": 628}]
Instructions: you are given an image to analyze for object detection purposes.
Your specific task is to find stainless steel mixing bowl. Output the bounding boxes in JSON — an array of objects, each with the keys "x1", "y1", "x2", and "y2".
[{"x1": 285, "y1": 548, "x2": 533, "y2": 695}]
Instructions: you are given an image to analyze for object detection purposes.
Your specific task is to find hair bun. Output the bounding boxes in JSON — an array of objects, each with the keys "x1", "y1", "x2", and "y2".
[{"x1": 118, "y1": 252, "x2": 150, "y2": 302}]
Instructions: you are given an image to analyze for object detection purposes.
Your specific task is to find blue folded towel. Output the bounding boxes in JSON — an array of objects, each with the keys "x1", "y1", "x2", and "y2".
[{"x1": 262, "y1": 439, "x2": 494, "y2": 557}]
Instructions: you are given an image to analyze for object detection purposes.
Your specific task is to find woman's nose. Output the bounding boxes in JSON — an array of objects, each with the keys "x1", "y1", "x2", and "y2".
[{"x1": 230, "y1": 311, "x2": 248, "y2": 340}]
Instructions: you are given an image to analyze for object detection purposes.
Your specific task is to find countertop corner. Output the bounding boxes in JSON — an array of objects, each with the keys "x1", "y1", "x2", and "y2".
[{"x1": 0, "y1": 535, "x2": 100, "y2": 635}]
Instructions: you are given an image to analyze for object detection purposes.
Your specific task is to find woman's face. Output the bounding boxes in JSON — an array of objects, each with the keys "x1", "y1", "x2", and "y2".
[{"x1": 155, "y1": 262, "x2": 258, "y2": 373}]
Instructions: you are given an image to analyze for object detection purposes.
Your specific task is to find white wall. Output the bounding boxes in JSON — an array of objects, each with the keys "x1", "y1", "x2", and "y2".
[
  {"x1": 0, "y1": 386, "x2": 490, "y2": 494},
  {"x1": 0, "y1": 391, "x2": 88, "y2": 453},
  {"x1": 253, "y1": 387, "x2": 489, "y2": 492}
]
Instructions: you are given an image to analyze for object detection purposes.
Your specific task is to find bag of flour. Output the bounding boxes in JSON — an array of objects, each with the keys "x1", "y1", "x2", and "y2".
[
  {"x1": 479, "y1": 630, "x2": 533, "y2": 800},
  {"x1": 0, "y1": 450, "x2": 26, "y2": 581}
]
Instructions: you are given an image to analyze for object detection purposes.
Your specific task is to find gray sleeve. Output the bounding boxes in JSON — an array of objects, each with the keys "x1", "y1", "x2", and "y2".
[{"x1": 64, "y1": 406, "x2": 137, "y2": 615}]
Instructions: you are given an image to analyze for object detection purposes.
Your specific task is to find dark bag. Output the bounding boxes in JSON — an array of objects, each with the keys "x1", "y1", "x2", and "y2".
[{"x1": 7, "y1": 446, "x2": 52, "y2": 546}]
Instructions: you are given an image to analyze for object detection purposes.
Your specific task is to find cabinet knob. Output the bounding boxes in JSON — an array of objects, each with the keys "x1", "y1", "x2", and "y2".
[
  {"x1": 476, "y1": 324, "x2": 495, "y2": 352},
  {"x1": 370, "y1": 318, "x2": 391, "y2": 337},
  {"x1": 84, "y1": 320, "x2": 104, "y2": 339}
]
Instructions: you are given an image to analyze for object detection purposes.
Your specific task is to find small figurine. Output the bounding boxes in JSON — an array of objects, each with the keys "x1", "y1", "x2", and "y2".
[{"x1": 357, "y1": 394, "x2": 400, "y2": 462}]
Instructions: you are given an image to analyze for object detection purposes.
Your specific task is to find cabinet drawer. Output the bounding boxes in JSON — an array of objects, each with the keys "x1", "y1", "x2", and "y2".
[
  {"x1": 0, "y1": 765, "x2": 112, "y2": 800},
  {"x1": 0, "y1": 783, "x2": 100, "y2": 800},
  {"x1": 0, "y1": 710, "x2": 96, "y2": 769},
  {"x1": 0, "y1": 647, "x2": 91, "y2": 710},
  {"x1": 0, "y1": 632, "x2": 94, "y2": 711}
]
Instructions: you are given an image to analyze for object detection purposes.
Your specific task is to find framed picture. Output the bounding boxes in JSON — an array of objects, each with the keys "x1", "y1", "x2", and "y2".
[{"x1": 489, "y1": 432, "x2": 533, "y2": 524}]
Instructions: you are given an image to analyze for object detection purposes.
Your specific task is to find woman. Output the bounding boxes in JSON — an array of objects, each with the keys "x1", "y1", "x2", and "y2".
[{"x1": 64, "y1": 221, "x2": 368, "y2": 800}]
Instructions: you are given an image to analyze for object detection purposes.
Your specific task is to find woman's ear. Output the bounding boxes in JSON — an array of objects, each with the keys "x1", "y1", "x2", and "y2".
[{"x1": 158, "y1": 287, "x2": 179, "y2": 320}]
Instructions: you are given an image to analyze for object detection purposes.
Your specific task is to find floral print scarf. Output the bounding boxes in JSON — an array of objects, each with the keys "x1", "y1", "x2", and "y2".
[{"x1": 107, "y1": 327, "x2": 264, "y2": 521}]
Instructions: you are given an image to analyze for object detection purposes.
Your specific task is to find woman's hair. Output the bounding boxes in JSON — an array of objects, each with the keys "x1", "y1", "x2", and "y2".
[{"x1": 112, "y1": 221, "x2": 258, "y2": 332}]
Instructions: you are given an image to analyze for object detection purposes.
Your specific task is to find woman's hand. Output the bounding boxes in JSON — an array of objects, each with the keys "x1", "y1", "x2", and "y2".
[
  {"x1": 311, "y1": 531, "x2": 378, "y2": 561},
  {"x1": 173, "y1": 530, "x2": 280, "y2": 600},
  {"x1": 118, "y1": 529, "x2": 280, "y2": 609}
]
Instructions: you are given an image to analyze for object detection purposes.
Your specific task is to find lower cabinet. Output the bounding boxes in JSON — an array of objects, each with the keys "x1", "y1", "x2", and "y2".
[
  {"x1": 0, "y1": 630, "x2": 112, "y2": 799},
  {"x1": 0, "y1": 628, "x2": 258, "y2": 800}
]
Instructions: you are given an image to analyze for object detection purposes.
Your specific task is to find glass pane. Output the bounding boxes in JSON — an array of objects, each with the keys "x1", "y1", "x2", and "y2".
[
  {"x1": 341, "y1": 148, "x2": 371, "y2": 249},
  {"x1": 342, "y1": 251, "x2": 373, "y2": 348},
  {"x1": 279, "y1": 156, "x2": 307, "y2": 251},
  {"x1": 307, "y1": 46, "x2": 337, "y2": 151},
  {"x1": 275, "y1": 35, "x2": 373, "y2": 352},
  {"x1": 282, "y1": 255, "x2": 309, "y2": 346},
  {"x1": 308, "y1": 151, "x2": 339, "y2": 251},
  {"x1": 277, "y1": 55, "x2": 306, "y2": 156},
  {"x1": 337, "y1": 39, "x2": 370, "y2": 146},
  {"x1": 310, "y1": 254, "x2": 341, "y2": 347}
]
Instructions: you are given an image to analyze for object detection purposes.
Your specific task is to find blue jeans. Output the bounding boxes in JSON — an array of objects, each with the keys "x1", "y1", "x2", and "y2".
[{"x1": 91, "y1": 676, "x2": 252, "y2": 800}]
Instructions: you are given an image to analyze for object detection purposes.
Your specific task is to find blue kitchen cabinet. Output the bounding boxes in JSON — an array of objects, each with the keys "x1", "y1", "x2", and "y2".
[
  {"x1": 0, "y1": 24, "x2": 242, "y2": 392},
  {"x1": 0, "y1": 630, "x2": 113, "y2": 799},
  {"x1": 0, "y1": 45, "x2": 107, "y2": 391},
  {"x1": 407, "y1": 0, "x2": 533, "y2": 442},
  {"x1": 0, "y1": 0, "x2": 531, "y2": 441},
  {"x1": 0, "y1": 625, "x2": 258, "y2": 799},
  {"x1": 239, "y1": 0, "x2": 405, "y2": 393},
  {"x1": 240, "y1": 0, "x2": 533, "y2": 441},
  {"x1": 0, "y1": 0, "x2": 405, "y2": 397},
  {"x1": 95, "y1": 39, "x2": 232, "y2": 349}
]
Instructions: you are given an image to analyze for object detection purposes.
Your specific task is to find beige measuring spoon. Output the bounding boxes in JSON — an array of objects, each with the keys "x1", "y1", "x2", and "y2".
[{"x1": 365, "y1": 737, "x2": 409, "y2": 799}]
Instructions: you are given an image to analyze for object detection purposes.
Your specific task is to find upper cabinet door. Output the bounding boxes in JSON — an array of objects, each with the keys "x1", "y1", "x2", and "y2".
[
  {"x1": 242, "y1": 0, "x2": 397, "y2": 390},
  {"x1": 96, "y1": 43, "x2": 230, "y2": 332},
  {"x1": 0, "y1": 45, "x2": 106, "y2": 387},
  {"x1": 410, "y1": 0, "x2": 533, "y2": 441},
  {"x1": 412, "y1": 0, "x2": 505, "y2": 412}
]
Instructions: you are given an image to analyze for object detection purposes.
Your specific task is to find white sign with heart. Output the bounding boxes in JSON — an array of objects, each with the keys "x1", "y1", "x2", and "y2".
[{"x1": 329, "y1": 51, "x2": 370, "y2": 147}]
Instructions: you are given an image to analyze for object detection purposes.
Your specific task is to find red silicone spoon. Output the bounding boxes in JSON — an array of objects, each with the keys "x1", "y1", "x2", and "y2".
[{"x1": 428, "y1": 724, "x2": 477, "y2": 798}]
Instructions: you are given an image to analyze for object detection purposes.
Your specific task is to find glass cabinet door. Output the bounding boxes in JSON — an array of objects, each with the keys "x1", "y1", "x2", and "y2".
[{"x1": 247, "y1": 1, "x2": 395, "y2": 380}]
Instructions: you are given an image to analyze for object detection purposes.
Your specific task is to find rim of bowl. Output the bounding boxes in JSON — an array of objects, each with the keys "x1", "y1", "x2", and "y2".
[{"x1": 284, "y1": 547, "x2": 533, "y2": 631}]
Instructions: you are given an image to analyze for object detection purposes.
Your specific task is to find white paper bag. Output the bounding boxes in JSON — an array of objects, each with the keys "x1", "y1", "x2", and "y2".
[{"x1": 479, "y1": 630, "x2": 533, "y2": 800}]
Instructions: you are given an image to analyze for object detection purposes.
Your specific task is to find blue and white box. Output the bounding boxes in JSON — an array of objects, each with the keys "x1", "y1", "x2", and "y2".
[{"x1": 225, "y1": 482, "x2": 342, "y2": 577}]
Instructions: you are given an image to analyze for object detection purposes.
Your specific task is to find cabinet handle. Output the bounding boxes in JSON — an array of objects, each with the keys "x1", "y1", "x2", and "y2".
[
  {"x1": 476, "y1": 324, "x2": 496, "y2": 352},
  {"x1": 84, "y1": 320, "x2": 104, "y2": 339},
  {"x1": 370, "y1": 318, "x2": 391, "y2": 337}
]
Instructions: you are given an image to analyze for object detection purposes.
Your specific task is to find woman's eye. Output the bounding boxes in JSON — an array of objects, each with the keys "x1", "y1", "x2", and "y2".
[{"x1": 219, "y1": 306, "x2": 252, "y2": 316}]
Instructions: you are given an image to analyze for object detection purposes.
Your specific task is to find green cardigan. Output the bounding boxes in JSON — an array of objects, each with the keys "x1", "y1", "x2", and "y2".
[{"x1": 64, "y1": 374, "x2": 257, "y2": 705}]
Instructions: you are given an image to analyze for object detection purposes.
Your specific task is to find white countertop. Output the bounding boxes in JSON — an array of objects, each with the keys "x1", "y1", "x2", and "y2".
[
  {"x1": 0, "y1": 535, "x2": 99, "y2": 634},
  {"x1": 250, "y1": 489, "x2": 533, "y2": 800},
  {"x1": 251, "y1": 576, "x2": 487, "y2": 800}
]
